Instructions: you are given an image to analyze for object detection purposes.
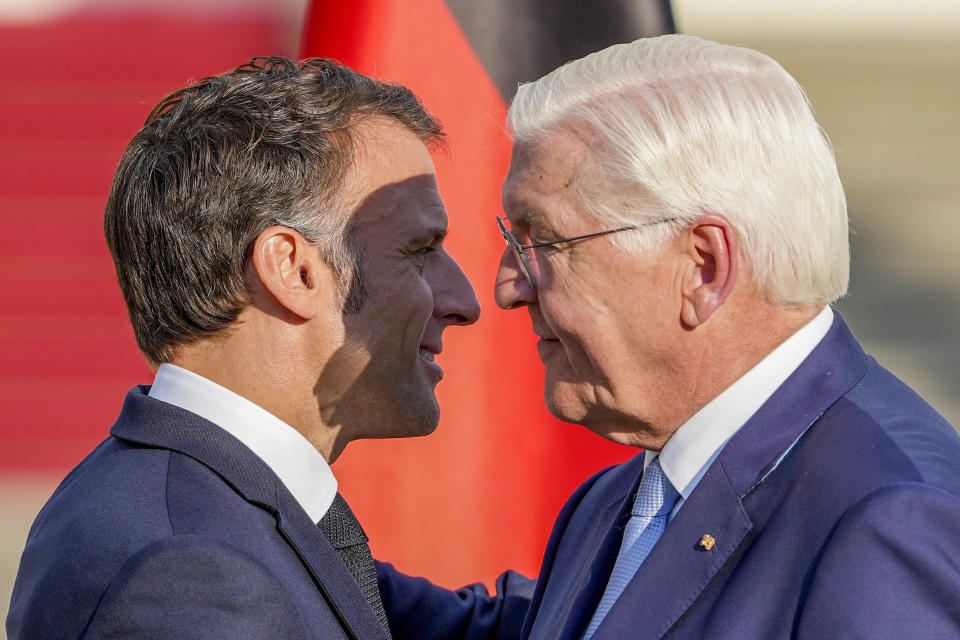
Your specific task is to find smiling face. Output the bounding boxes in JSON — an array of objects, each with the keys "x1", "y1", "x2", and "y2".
[
  {"x1": 495, "y1": 130, "x2": 690, "y2": 446},
  {"x1": 315, "y1": 119, "x2": 480, "y2": 447}
]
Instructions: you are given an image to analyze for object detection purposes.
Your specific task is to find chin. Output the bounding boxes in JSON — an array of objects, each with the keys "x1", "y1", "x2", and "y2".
[
  {"x1": 385, "y1": 392, "x2": 441, "y2": 439},
  {"x1": 543, "y1": 381, "x2": 589, "y2": 426}
]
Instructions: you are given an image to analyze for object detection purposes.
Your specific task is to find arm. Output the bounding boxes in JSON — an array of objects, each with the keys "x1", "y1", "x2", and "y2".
[
  {"x1": 377, "y1": 562, "x2": 534, "y2": 640},
  {"x1": 83, "y1": 536, "x2": 313, "y2": 640},
  {"x1": 378, "y1": 464, "x2": 619, "y2": 640},
  {"x1": 798, "y1": 483, "x2": 960, "y2": 638}
]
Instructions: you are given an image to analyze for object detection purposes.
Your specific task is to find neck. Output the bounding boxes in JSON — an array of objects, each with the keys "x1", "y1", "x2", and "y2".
[
  {"x1": 612, "y1": 301, "x2": 824, "y2": 451},
  {"x1": 170, "y1": 311, "x2": 341, "y2": 462},
  {"x1": 675, "y1": 303, "x2": 823, "y2": 436}
]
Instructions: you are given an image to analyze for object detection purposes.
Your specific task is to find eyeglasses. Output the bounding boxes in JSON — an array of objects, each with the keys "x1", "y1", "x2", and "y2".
[{"x1": 496, "y1": 215, "x2": 678, "y2": 288}]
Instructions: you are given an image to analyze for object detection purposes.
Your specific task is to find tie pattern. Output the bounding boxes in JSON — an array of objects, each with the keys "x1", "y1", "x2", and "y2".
[
  {"x1": 318, "y1": 493, "x2": 392, "y2": 637},
  {"x1": 583, "y1": 456, "x2": 679, "y2": 639}
]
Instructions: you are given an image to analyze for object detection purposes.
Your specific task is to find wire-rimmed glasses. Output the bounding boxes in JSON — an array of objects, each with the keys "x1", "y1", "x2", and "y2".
[{"x1": 496, "y1": 216, "x2": 677, "y2": 288}]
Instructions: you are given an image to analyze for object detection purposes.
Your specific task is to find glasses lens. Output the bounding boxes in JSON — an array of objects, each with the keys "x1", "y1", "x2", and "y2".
[
  {"x1": 497, "y1": 217, "x2": 536, "y2": 287},
  {"x1": 513, "y1": 245, "x2": 537, "y2": 287}
]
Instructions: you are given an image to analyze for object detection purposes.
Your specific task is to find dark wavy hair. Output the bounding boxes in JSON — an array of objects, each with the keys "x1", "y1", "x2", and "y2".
[{"x1": 104, "y1": 57, "x2": 444, "y2": 364}]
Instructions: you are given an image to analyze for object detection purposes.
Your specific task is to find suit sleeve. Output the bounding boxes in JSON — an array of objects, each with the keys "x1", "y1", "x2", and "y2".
[
  {"x1": 83, "y1": 536, "x2": 313, "y2": 640},
  {"x1": 798, "y1": 483, "x2": 960, "y2": 639},
  {"x1": 377, "y1": 465, "x2": 616, "y2": 640},
  {"x1": 376, "y1": 561, "x2": 535, "y2": 640}
]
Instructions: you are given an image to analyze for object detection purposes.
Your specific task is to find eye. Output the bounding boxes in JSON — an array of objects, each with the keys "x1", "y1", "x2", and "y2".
[
  {"x1": 526, "y1": 221, "x2": 557, "y2": 245},
  {"x1": 409, "y1": 245, "x2": 436, "y2": 273},
  {"x1": 506, "y1": 222, "x2": 534, "y2": 245}
]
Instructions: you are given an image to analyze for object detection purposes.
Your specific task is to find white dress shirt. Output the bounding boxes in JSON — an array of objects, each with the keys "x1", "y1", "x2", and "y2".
[
  {"x1": 149, "y1": 363, "x2": 337, "y2": 522},
  {"x1": 649, "y1": 306, "x2": 835, "y2": 519}
]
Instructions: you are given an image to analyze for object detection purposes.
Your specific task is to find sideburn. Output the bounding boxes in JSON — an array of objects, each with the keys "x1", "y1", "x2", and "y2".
[{"x1": 341, "y1": 235, "x2": 368, "y2": 314}]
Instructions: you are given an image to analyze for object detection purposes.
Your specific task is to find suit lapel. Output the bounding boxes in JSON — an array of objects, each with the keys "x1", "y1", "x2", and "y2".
[
  {"x1": 527, "y1": 455, "x2": 645, "y2": 640},
  {"x1": 110, "y1": 388, "x2": 389, "y2": 640},
  {"x1": 272, "y1": 490, "x2": 390, "y2": 640},
  {"x1": 555, "y1": 497, "x2": 634, "y2": 640},
  {"x1": 719, "y1": 313, "x2": 868, "y2": 498}
]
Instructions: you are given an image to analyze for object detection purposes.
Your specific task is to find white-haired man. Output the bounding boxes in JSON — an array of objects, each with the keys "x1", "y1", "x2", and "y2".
[
  {"x1": 484, "y1": 34, "x2": 960, "y2": 639},
  {"x1": 378, "y1": 35, "x2": 960, "y2": 639}
]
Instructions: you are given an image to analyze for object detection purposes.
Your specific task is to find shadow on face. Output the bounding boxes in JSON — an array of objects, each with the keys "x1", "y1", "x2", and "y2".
[{"x1": 313, "y1": 174, "x2": 479, "y2": 461}]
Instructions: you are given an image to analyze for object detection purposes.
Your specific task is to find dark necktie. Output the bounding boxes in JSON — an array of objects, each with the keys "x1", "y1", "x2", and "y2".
[{"x1": 317, "y1": 493, "x2": 392, "y2": 637}]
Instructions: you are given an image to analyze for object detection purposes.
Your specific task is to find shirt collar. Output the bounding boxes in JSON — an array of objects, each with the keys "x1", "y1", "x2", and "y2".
[
  {"x1": 652, "y1": 306, "x2": 834, "y2": 499},
  {"x1": 148, "y1": 363, "x2": 337, "y2": 522}
]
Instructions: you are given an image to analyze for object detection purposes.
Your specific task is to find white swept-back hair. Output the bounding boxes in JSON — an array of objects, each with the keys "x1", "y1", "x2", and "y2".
[{"x1": 507, "y1": 34, "x2": 849, "y2": 307}]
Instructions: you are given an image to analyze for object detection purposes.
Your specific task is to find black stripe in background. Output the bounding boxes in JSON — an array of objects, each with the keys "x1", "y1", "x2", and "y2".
[{"x1": 444, "y1": 0, "x2": 675, "y2": 102}]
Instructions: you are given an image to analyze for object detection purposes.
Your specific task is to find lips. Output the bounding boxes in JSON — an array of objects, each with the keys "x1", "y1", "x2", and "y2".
[
  {"x1": 418, "y1": 340, "x2": 442, "y2": 360},
  {"x1": 418, "y1": 343, "x2": 444, "y2": 382},
  {"x1": 531, "y1": 319, "x2": 558, "y2": 343}
]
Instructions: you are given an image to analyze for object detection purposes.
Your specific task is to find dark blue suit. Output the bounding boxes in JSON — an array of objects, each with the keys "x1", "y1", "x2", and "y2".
[
  {"x1": 521, "y1": 313, "x2": 960, "y2": 639},
  {"x1": 7, "y1": 388, "x2": 523, "y2": 639}
]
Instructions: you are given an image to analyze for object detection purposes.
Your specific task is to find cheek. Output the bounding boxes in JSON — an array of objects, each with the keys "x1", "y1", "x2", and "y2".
[
  {"x1": 409, "y1": 279, "x2": 435, "y2": 321},
  {"x1": 368, "y1": 269, "x2": 433, "y2": 313},
  {"x1": 540, "y1": 268, "x2": 599, "y2": 335},
  {"x1": 546, "y1": 302, "x2": 624, "y2": 377}
]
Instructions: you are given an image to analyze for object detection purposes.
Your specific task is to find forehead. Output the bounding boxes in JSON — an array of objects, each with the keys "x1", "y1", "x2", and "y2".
[
  {"x1": 344, "y1": 119, "x2": 447, "y2": 233},
  {"x1": 502, "y1": 130, "x2": 592, "y2": 224}
]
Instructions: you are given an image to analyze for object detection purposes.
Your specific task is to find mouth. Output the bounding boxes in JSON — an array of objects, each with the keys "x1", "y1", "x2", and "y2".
[
  {"x1": 535, "y1": 335, "x2": 561, "y2": 361},
  {"x1": 418, "y1": 344, "x2": 443, "y2": 383}
]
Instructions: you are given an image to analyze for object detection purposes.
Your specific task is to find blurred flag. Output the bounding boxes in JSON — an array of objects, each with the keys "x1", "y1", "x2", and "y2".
[{"x1": 302, "y1": 0, "x2": 674, "y2": 588}]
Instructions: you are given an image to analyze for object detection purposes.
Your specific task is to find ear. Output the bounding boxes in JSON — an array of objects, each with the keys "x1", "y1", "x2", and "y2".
[
  {"x1": 248, "y1": 226, "x2": 328, "y2": 320},
  {"x1": 680, "y1": 214, "x2": 739, "y2": 328}
]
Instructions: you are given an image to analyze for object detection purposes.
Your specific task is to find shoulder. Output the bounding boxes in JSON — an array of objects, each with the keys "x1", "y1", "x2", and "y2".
[
  {"x1": 83, "y1": 536, "x2": 311, "y2": 639},
  {"x1": 784, "y1": 362, "x2": 960, "y2": 636},
  {"x1": 8, "y1": 438, "x2": 281, "y2": 640},
  {"x1": 25, "y1": 437, "x2": 178, "y2": 568},
  {"x1": 8, "y1": 439, "x2": 176, "y2": 639},
  {"x1": 798, "y1": 482, "x2": 960, "y2": 637},
  {"x1": 822, "y1": 357, "x2": 960, "y2": 494}
]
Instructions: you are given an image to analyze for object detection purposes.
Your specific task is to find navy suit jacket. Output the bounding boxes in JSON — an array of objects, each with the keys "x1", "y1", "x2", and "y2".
[
  {"x1": 521, "y1": 313, "x2": 960, "y2": 639},
  {"x1": 8, "y1": 387, "x2": 499, "y2": 639}
]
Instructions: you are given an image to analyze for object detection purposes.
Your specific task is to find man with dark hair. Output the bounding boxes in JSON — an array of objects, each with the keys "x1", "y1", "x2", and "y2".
[{"x1": 7, "y1": 57, "x2": 528, "y2": 639}]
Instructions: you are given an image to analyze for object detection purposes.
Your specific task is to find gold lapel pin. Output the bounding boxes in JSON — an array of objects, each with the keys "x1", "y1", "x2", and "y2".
[{"x1": 698, "y1": 534, "x2": 716, "y2": 551}]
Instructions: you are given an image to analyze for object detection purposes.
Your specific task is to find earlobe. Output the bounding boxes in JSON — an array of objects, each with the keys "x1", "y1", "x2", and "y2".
[
  {"x1": 680, "y1": 215, "x2": 738, "y2": 328},
  {"x1": 249, "y1": 226, "x2": 324, "y2": 320}
]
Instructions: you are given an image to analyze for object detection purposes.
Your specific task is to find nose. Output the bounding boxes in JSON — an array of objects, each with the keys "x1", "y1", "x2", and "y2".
[
  {"x1": 494, "y1": 247, "x2": 537, "y2": 310},
  {"x1": 433, "y1": 251, "x2": 481, "y2": 326}
]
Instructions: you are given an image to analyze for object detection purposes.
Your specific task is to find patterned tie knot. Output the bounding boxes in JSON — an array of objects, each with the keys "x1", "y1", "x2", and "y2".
[
  {"x1": 319, "y1": 493, "x2": 369, "y2": 549},
  {"x1": 631, "y1": 457, "x2": 679, "y2": 518}
]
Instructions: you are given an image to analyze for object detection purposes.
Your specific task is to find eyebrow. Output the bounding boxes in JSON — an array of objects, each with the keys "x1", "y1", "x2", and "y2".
[
  {"x1": 509, "y1": 208, "x2": 545, "y2": 227},
  {"x1": 407, "y1": 226, "x2": 448, "y2": 246}
]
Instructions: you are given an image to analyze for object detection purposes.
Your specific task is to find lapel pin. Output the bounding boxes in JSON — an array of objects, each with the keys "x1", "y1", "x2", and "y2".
[{"x1": 698, "y1": 534, "x2": 716, "y2": 551}]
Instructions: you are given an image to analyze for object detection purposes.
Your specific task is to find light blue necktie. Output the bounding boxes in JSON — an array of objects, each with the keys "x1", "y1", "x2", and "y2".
[{"x1": 582, "y1": 456, "x2": 679, "y2": 639}]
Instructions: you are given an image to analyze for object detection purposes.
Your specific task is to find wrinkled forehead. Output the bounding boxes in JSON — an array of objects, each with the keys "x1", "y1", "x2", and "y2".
[{"x1": 502, "y1": 129, "x2": 593, "y2": 218}]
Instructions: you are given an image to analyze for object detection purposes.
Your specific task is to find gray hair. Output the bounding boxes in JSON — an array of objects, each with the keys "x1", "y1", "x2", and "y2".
[
  {"x1": 508, "y1": 34, "x2": 848, "y2": 307},
  {"x1": 104, "y1": 57, "x2": 444, "y2": 364}
]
